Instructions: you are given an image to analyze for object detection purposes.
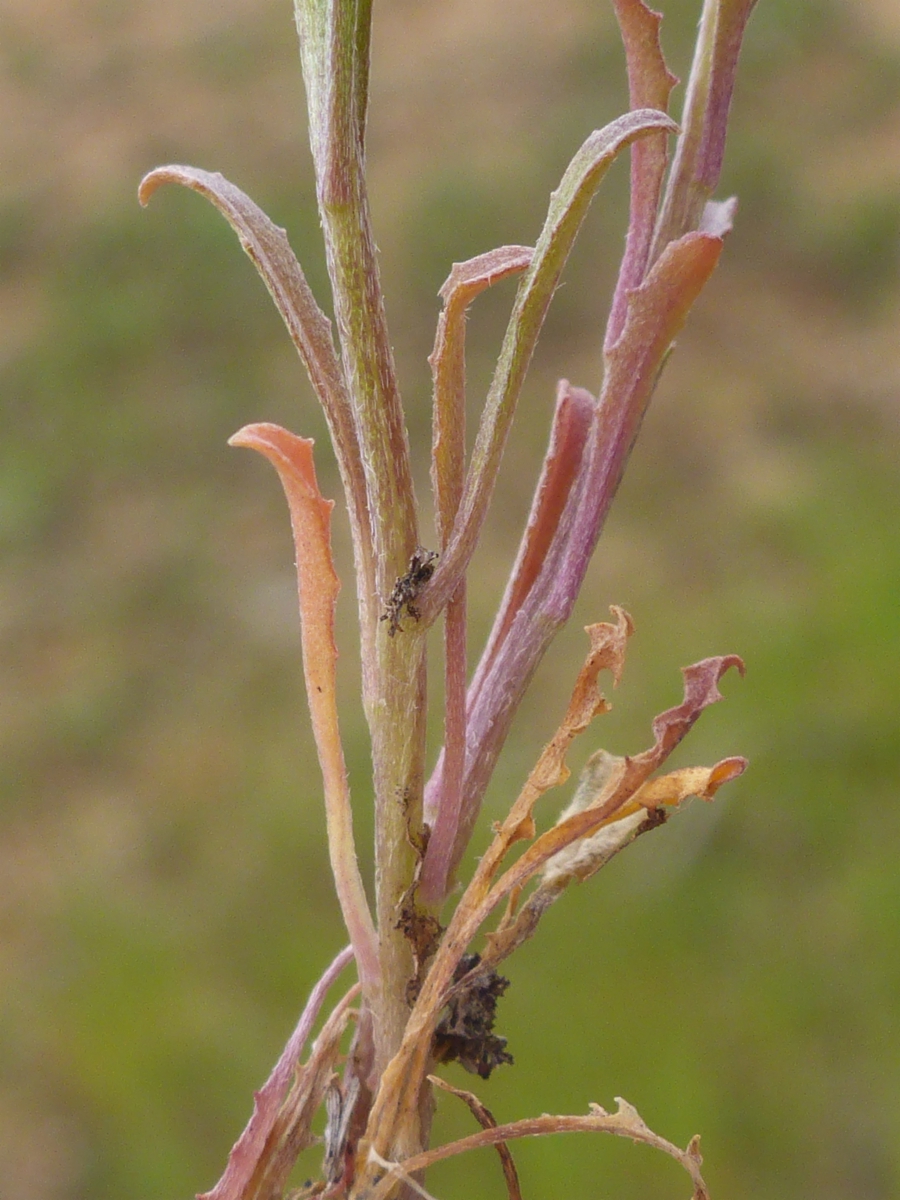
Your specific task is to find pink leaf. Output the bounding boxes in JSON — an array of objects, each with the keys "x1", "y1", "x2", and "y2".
[
  {"x1": 607, "y1": 0, "x2": 679, "y2": 347},
  {"x1": 198, "y1": 947, "x2": 354, "y2": 1200}
]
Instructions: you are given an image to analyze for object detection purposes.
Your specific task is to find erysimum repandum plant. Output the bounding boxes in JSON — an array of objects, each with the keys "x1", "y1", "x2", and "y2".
[{"x1": 139, "y1": 1, "x2": 757, "y2": 1197}]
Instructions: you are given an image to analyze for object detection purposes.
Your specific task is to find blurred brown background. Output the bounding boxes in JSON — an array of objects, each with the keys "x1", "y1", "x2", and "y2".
[{"x1": 2, "y1": 0, "x2": 899, "y2": 1197}]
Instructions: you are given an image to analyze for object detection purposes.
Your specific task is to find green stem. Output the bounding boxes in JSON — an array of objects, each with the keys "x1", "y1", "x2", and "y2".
[{"x1": 295, "y1": 0, "x2": 426, "y2": 1072}]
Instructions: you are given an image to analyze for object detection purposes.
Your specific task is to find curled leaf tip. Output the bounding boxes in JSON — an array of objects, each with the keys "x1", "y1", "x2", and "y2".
[
  {"x1": 683, "y1": 652, "x2": 745, "y2": 694},
  {"x1": 137, "y1": 168, "x2": 163, "y2": 207},
  {"x1": 585, "y1": 605, "x2": 634, "y2": 688},
  {"x1": 438, "y1": 246, "x2": 534, "y2": 302},
  {"x1": 228, "y1": 420, "x2": 314, "y2": 454},
  {"x1": 709, "y1": 755, "x2": 749, "y2": 787},
  {"x1": 137, "y1": 164, "x2": 200, "y2": 207}
]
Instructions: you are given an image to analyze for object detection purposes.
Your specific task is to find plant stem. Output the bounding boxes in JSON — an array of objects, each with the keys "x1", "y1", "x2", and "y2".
[{"x1": 296, "y1": 0, "x2": 427, "y2": 1073}]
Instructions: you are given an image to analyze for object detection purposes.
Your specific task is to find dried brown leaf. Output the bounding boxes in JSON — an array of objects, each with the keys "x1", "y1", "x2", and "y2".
[
  {"x1": 355, "y1": 612, "x2": 634, "y2": 1179},
  {"x1": 428, "y1": 1075, "x2": 522, "y2": 1200},
  {"x1": 627, "y1": 754, "x2": 748, "y2": 810},
  {"x1": 494, "y1": 608, "x2": 633, "y2": 847},
  {"x1": 233, "y1": 987, "x2": 359, "y2": 1200},
  {"x1": 483, "y1": 652, "x2": 745, "y2": 906},
  {"x1": 359, "y1": 629, "x2": 743, "y2": 1190},
  {"x1": 367, "y1": 1097, "x2": 708, "y2": 1200},
  {"x1": 540, "y1": 751, "x2": 746, "y2": 889}
]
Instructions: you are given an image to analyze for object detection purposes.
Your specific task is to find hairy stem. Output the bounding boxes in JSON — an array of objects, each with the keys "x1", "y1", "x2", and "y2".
[{"x1": 295, "y1": 0, "x2": 427, "y2": 1078}]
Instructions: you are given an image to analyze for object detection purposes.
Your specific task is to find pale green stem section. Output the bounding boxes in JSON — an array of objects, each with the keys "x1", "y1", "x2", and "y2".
[{"x1": 295, "y1": 0, "x2": 427, "y2": 1074}]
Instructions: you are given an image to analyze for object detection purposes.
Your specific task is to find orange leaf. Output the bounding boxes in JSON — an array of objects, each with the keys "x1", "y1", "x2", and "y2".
[{"x1": 230, "y1": 423, "x2": 379, "y2": 992}]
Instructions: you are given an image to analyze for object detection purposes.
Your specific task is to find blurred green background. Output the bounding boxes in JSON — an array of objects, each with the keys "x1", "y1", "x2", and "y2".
[{"x1": 2, "y1": 0, "x2": 899, "y2": 1197}]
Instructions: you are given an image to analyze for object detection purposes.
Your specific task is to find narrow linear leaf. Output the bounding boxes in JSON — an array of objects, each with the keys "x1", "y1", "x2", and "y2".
[
  {"x1": 421, "y1": 377, "x2": 591, "y2": 903},
  {"x1": 230, "y1": 423, "x2": 379, "y2": 992},
  {"x1": 694, "y1": 0, "x2": 760, "y2": 195},
  {"x1": 423, "y1": 245, "x2": 532, "y2": 909},
  {"x1": 473, "y1": 379, "x2": 595, "y2": 665},
  {"x1": 430, "y1": 245, "x2": 533, "y2": 545},
  {"x1": 199, "y1": 948, "x2": 354, "y2": 1200},
  {"x1": 545, "y1": 230, "x2": 727, "y2": 619},
  {"x1": 603, "y1": 230, "x2": 725, "y2": 424},
  {"x1": 229, "y1": 985, "x2": 360, "y2": 1200},
  {"x1": 138, "y1": 165, "x2": 375, "y2": 626},
  {"x1": 652, "y1": 0, "x2": 757, "y2": 254},
  {"x1": 422, "y1": 108, "x2": 679, "y2": 624},
  {"x1": 607, "y1": 0, "x2": 679, "y2": 347}
]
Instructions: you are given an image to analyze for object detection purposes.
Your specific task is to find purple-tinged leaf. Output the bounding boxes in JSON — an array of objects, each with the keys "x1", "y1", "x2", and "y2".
[
  {"x1": 693, "y1": 0, "x2": 759, "y2": 196},
  {"x1": 476, "y1": 380, "x2": 596, "y2": 659},
  {"x1": 198, "y1": 947, "x2": 353, "y2": 1200},
  {"x1": 419, "y1": 108, "x2": 678, "y2": 627},
  {"x1": 639, "y1": 654, "x2": 746, "y2": 767},
  {"x1": 606, "y1": 0, "x2": 679, "y2": 349},
  {"x1": 430, "y1": 246, "x2": 534, "y2": 547},
  {"x1": 421, "y1": 381, "x2": 595, "y2": 902},
  {"x1": 425, "y1": 232, "x2": 726, "y2": 884},
  {"x1": 425, "y1": 246, "x2": 533, "y2": 907},
  {"x1": 652, "y1": 0, "x2": 758, "y2": 255},
  {"x1": 138, "y1": 165, "x2": 376, "y2": 635},
  {"x1": 547, "y1": 230, "x2": 727, "y2": 612}
]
